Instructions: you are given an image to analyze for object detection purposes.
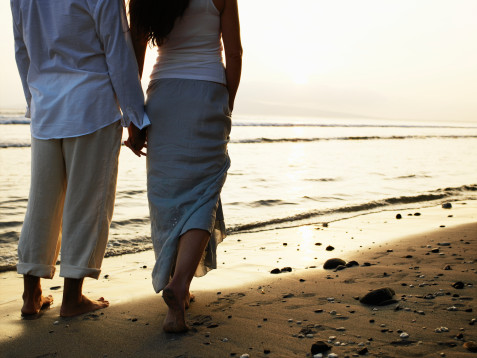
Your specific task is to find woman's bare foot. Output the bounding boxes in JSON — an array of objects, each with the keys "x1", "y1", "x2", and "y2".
[
  {"x1": 162, "y1": 286, "x2": 189, "y2": 333},
  {"x1": 21, "y1": 275, "x2": 54, "y2": 317},
  {"x1": 60, "y1": 295, "x2": 109, "y2": 317}
]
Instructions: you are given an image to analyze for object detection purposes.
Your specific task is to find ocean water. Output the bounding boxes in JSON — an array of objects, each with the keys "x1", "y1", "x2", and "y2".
[{"x1": 1, "y1": 112, "x2": 477, "y2": 271}]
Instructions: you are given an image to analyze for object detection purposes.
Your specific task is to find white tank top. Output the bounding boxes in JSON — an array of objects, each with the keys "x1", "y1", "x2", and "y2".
[{"x1": 149, "y1": 0, "x2": 226, "y2": 84}]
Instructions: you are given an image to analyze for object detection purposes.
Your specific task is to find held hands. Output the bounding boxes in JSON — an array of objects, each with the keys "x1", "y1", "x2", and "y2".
[{"x1": 125, "y1": 123, "x2": 148, "y2": 157}]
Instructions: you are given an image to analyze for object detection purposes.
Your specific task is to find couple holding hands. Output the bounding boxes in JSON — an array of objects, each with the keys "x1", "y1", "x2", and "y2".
[{"x1": 11, "y1": 0, "x2": 241, "y2": 333}]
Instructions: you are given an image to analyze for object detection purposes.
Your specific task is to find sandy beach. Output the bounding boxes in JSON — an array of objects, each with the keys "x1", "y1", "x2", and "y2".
[{"x1": 0, "y1": 201, "x2": 476, "y2": 357}]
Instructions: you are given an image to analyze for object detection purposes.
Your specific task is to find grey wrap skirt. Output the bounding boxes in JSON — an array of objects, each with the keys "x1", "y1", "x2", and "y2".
[{"x1": 146, "y1": 79, "x2": 231, "y2": 293}]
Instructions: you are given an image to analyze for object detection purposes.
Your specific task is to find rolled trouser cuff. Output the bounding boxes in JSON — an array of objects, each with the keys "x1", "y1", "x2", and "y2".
[
  {"x1": 17, "y1": 263, "x2": 56, "y2": 279},
  {"x1": 60, "y1": 265, "x2": 101, "y2": 280}
]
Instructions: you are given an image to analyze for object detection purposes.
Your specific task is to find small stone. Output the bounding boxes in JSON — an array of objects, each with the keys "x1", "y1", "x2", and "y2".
[
  {"x1": 240, "y1": 355, "x2": 250, "y2": 358},
  {"x1": 336, "y1": 327, "x2": 346, "y2": 331},
  {"x1": 328, "y1": 354, "x2": 338, "y2": 358},
  {"x1": 323, "y1": 258, "x2": 346, "y2": 270},
  {"x1": 464, "y1": 342, "x2": 477, "y2": 352},
  {"x1": 311, "y1": 341, "x2": 332, "y2": 354},
  {"x1": 281, "y1": 267, "x2": 292, "y2": 272},
  {"x1": 263, "y1": 349, "x2": 271, "y2": 354},
  {"x1": 396, "y1": 214, "x2": 402, "y2": 219},
  {"x1": 50, "y1": 286, "x2": 61, "y2": 290},
  {"x1": 400, "y1": 332, "x2": 409, "y2": 339},
  {"x1": 358, "y1": 347, "x2": 368, "y2": 355},
  {"x1": 442, "y1": 203, "x2": 452, "y2": 209},
  {"x1": 270, "y1": 268, "x2": 280, "y2": 274},
  {"x1": 414, "y1": 212, "x2": 421, "y2": 216},
  {"x1": 452, "y1": 281, "x2": 465, "y2": 289},
  {"x1": 326, "y1": 245, "x2": 335, "y2": 251},
  {"x1": 53, "y1": 321, "x2": 59, "y2": 325},
  {"x1": 346, "y1": 260, "x2": 359, "y2": 267},
  {"x1": 360, "y1": 287, "x2": 395, "y2": 305}
]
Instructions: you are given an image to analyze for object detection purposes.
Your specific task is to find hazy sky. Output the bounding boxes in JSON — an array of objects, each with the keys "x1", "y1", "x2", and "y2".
[{"x1": 1, "y1": 0, "x2": 477, "y2": 123}]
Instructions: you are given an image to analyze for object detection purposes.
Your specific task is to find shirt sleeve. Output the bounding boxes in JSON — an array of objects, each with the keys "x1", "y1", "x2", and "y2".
[
  {"x1": 93, "y1": 0, "x2": 150, "y2": 129},
  {"x1": 11, "y1": 1, "x2": 32, "y2": 118}
]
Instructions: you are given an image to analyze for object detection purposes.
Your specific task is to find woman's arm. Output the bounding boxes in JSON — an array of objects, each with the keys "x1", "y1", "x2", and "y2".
[
  {"x1": 220, "y1": 0, "x2": 243, "y2": 112},
  {"x1": 129, "y1": 12, "x2": 148, "y2": 78}
]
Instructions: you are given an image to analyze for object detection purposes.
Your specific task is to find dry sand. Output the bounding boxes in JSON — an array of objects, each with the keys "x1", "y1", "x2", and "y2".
[{"x1": 0, "y1": 202, "x2": 476, "y2": 357}]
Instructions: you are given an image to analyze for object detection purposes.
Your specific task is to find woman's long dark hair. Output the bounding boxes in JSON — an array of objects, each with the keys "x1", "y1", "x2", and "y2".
[{"x1": 129, "y1": 0, "x2": 191, "y2": 46}]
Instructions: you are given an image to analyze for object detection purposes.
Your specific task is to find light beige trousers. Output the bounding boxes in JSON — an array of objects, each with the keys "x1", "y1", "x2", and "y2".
[{"x1": 17, "y1": 121, "x2": 122, "y2": 279}]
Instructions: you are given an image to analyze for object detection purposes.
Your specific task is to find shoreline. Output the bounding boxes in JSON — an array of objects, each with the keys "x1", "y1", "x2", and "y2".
[{"x1": 0, "y1": 202, "x2": 476, "y2": 357}]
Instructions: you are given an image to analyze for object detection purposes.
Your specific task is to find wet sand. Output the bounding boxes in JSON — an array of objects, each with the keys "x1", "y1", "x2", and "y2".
[{"x1": 0, "y1": 202, "x2": 476, "y2": 357}]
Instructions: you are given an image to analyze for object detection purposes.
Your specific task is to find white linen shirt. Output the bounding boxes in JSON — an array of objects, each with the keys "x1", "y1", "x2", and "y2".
[{"x1": 11, "y1": 0, "x2": 150, "y2": 139}]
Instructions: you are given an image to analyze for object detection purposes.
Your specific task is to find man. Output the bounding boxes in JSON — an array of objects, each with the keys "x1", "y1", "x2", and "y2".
[{"x1": 11, "y1": 0, "x2": 149, "y2": 317}]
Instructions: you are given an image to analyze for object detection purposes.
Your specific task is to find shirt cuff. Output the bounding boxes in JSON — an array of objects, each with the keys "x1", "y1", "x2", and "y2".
[{"x1": 122, "y1": 107, "x2": 150, "y2": 130}]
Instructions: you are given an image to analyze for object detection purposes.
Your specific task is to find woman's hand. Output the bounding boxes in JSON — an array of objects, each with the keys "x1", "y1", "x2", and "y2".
[{"x1": 125, "y1": 123, "x2": 148, "y2": 157}]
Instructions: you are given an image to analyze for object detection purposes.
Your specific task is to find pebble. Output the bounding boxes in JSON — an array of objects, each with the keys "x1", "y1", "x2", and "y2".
[
  {"x1": 53, "y1": 321, "x2": 59, "y2": 325},
  {"x1": 323, "y1": 258, "x2": 346, "y2": 269},
  {"x1": 452, "y1": 281, "x2": 465, "y2": 289},
  {"x1": 240, "y1": 354, "x2": 250, "y2": 358},
  {"x1": 442, "y1": 203, "x2": 452, "y2": 209},
  {"x1": 396, "y1": 214, "x2": 402, "y2": 219},
  {"x1": 313, "y1": 355, "x2": 323, "y2": 358},
  {"x1": 360, "y1": 287, "x2": 395, "y2": 305},
  {"x1": 336, "y1": 327, "x2": 346, "y2": 331},
  {"x1": 326, "y1": 245, "x2": 335, "y2": 251},
  {"x1": 400, "y1": 332, "x2": 409, "y2": 339},
  {"x1": 464, "y1": 341, "x2": 477, "y2": 352},
  {"x1": 328, "y1": 354, "x2": 339, "y2": 358},
  {"x1": 311, "y1": 341, "x2": 332, "y2": 354}
]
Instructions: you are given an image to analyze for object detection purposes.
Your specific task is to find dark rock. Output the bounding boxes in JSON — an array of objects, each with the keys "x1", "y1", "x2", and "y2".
[
  {"x1": 50, "y1": 286, "x2": 61, "y2": 290},
  {"x1": 358, "y1": 347, "x2": 369, "y2": 355},
  {"x1": 390, "y1": 340, "x2": 416, "y2": 346},
  {"x1": 315, "y1": 242, "x2": 322, "y2": 246},
  {"x1": 299, "y1": 278, "x2": 306, "y2": 282},
  {"x1": 282, "y1": 243, "x2": 287, "y2": 246},
  {"x1": 442, "y1": 203, "x2": 452, "y2": 209},
  {"x1": 270, "y1": 268, "x2": 280, "y2": 274},
  {"x1": 414, "y1": 212, "x2": 421, "y2": 216},
  {"x1": 314, "y1": 309, "x2": 323, "y2": 313},
  {"x1": 346, "y1": 260, "x2": 359, "y2": 267},
  {"x1": 311, "y1": 341, "x2": 331, "y2": 354},
  {"x1": 464, "y1": 341, "x2": 477, "y2": 352},
  {"x1": 452, "y1": 281, "x2": 465, "y2": 289},
  {"x1": 323, "y1": 223, "x2": 328, "y2": 227},
  {"x1": 387, "y1": 249, "x2": 394, "y2": 252},
  {"x1": 282, "y1": 293, "x2": 294, "y2": 298},
  {"x1": 326, "y1": 245, "x2": 335, "y2": 251},
  {"x1": 207, "y1": 323, "x2": 219, "y2": 328},
  {"x1": 264, "y1": 349, "x2": 271, "y2": 354},
  {"x1": 456, "y1": 333, "x2": 464, "y2": 340},
  {"x1": 360, "y1": 287, "x2": 396, "y2": 305},
  {"x1": 280, "y1": 267, "x2": 292, "y2": 272},
  {"x1": 323, "y1": 258, "x2": 346, "y2": 269},
  {"x1": 431, "y1": 248, "x2": 440, "y2": 253},
  {"x1": 444, "y1": 265, "x2": 452, "y2": 270},
  {"x1": 362, "y1": 262, "x2": 372, "y2": 266},
  {"x1": 404, "y1": 255, "x2": 413, "y2": 258},
  {"x1": 396, "y1": 214, "x2": 402, "y2": 219},
  {"x1": 335, "y1": 265, "x2": 347, "y2": 271}
]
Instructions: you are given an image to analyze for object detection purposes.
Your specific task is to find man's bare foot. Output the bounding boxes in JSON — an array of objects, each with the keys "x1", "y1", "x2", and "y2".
[
  {"x1": 21, "y1": 294, "x2": 54, "y2": 317},
  {"x1": 186, "y1": 292, "x2": 195, "y2": 309},
  {"x1": 162, "y1": 287, "x2": 189, "y2": 333},
  {"x1": 60, "y1": 295, "x2": 109, "y2": 317},
  {"x1": 21, "y1": 275, "x2": 54, "y2": 317}
]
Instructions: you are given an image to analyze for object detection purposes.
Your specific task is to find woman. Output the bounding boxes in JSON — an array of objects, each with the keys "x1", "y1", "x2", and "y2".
[{"x1": 126, "y1": 0, "x2": 242, "y2": 332}]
